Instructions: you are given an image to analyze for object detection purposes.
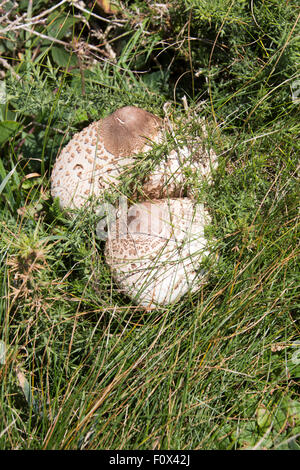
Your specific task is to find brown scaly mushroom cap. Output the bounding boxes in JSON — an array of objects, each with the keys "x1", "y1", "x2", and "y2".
[{"x1": 51, "y1": 106, "x2": 163, "y2": 211}]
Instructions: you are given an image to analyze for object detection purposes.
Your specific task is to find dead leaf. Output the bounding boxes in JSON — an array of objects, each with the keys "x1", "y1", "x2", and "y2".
[{"x1": 96, "y1": 0, "x2": 118, "y2": 14}]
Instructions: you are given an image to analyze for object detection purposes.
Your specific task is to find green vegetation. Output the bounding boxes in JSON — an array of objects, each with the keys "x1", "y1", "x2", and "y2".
[{"x1": 0, "y1": 0, "x2": 299, "y2": 449}]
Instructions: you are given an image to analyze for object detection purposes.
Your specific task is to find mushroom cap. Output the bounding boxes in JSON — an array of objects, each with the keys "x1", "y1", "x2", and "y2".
[
  {"x1": 140, "y1": 145, "x2": 218, "y2": 200},
  {"x1": 104, "y1": 198, "x2": 211, "y2": 308},
  {"x1": 51, "y1": 106, "x2": 163, "y2": 211},
  {"x1": 51, "y1": 120, "x2": 125, "y2": 210},
  {"x1": 51, "y1": 106, "x2": 218, "y2": 211}
]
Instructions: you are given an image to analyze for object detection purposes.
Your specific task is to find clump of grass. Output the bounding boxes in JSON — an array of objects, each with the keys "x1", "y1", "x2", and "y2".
[{"x1": 0, "y1": 0, "x2": 299, "y2": 450}]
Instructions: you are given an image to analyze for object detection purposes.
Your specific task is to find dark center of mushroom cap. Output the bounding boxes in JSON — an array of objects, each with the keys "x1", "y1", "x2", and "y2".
[{"x1": 100, "y1": 106, "x2": 162, "y2": 157}]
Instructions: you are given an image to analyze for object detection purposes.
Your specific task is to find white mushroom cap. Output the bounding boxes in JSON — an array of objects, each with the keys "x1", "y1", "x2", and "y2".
[
  {"x1": 141, "y1": 145, "x2": 218, "y2": 200},
  {"x1": 51, "y1": 106, "x2": 218, "y2": 211},
  {"x1": 104, "y1": 198, "x2": 212, "y2": 309}
]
